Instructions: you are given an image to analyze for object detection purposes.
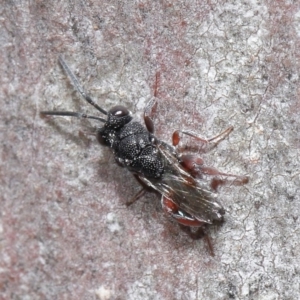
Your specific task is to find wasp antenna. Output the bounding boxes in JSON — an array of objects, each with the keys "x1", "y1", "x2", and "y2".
[
  {"x1": 58, "y1": 56, "x2": 108, "y2": 115},
  {"x1": 40, "y1": 110, "x2": 106, "y2": 123}
]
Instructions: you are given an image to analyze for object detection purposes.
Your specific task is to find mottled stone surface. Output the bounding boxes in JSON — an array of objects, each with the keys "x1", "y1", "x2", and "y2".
[{"x1": 1, "y1": 1, "x2": 300, "y2": 299}]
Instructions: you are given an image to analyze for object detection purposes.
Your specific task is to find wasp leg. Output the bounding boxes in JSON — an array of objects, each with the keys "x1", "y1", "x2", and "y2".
[
  {"x1": 126, "y1": 188, "x2": 147, "y2": 207},
  {"x1": 210, "y1": 176, "x2": 249, "y2": 190},
  {"x1": 179, "y1": 154, "x2": 249, "y2": 190},
  {"x1": 172, "y1": 126, "x2": 234, "y2": 148},
  {"x1": 126, "y1": 174, "x2": 153, "y2": 206},
  {"x1": 153, "y1": 71, "x2": 160, "y2": 98},
  {"x1": 179, "y1": 154, "x2": 204, "y2": 178},
  {"x1": 178, "y1": 224, "x2": 205, "y2": 239},
  {"x1": 133, "y1": 174, "x2": 154, "y2": 191},
  {"x1": 144, "y1": 99, "x2": 158, "y2": 134},
  {"x1": 179, "y1": 225, "x2": 215, "y2": 256},
  {"x1": 144, "y1": 113, "x2": 155, "y2": 134},
  {"x1": 144, "y1": 72, "x2": 160, "y2": 133}
]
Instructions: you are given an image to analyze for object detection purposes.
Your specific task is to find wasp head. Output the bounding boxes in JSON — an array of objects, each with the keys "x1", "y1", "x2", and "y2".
[{"x1": 96, "y1": 105, "x2": 133, "y2": 147}]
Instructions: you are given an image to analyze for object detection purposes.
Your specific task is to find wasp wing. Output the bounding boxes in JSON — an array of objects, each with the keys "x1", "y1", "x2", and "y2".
[{"x1": 139, "y1": 143, "x2": 225, "y2": 224}]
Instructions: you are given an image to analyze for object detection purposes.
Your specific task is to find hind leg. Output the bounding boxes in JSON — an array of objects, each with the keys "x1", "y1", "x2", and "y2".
[
  {"x1": 171, "y1": 127, "x2": 248, "y2": 190},
  {"x1": 172, "y1": 126, "x2": 234, "y2": 149},
  {"x1": 179, "y1": 154, "x2": 249, "y2": 190}
]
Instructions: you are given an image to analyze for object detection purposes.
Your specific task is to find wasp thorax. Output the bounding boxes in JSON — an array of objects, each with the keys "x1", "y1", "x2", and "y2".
[{"x1": 106, "y1": 105, "x2": 133, "y2": 129}]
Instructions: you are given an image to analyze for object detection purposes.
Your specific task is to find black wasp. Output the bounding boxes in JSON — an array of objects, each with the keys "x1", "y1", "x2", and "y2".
[{"x1": 41, "y1": 57, "x2": 248, "y2": 255}]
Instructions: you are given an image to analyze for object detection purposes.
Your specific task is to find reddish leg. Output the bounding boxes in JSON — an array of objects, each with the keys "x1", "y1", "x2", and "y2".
[
  {"x1": 144, "y1": 72, "x2": 160, "y2": 133},
  {"x1": 210, "y1": 176, "x2": 249, "y2": 190},
  {"x1": 126, "y1": 188, "x2": 147, "y2": 207},
  {"x1": 144, "y1": 99, "x2": 158, "y2": 134},
  {"x1": 179, "y1": 154, "x2": 204, "y2": 178},
  {"x1": 126, "y1": 174, "x2": 153, "y2": 206},
  {"x1": 178, "y1": 225, "x2": 206, "y2": 239},
  {"x1": 153, "y1": 71, "x2": 161, "y2": 98},
  {"x1": 179, "y1": 225, "x2": 215, "y2": 256},
  {"x1": 172, "y1": 126, "x2": 234, "y2": 147},
  {"x1": 173, "y1": 127, "x2": 248, "y2": 190},
  {"x1": 179, "y1": 154, "x2": 249, "y2": 190}
]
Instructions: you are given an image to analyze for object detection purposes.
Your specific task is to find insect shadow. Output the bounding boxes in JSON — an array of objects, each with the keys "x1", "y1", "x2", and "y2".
[{"x1": 41, "y1": 56, "x2": 248, "y2": 256}]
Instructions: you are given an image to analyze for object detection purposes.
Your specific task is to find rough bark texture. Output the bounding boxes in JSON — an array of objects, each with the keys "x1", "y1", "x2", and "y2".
[{"x1": 1, "y1": 1, "x2": 300, "y2": 299}]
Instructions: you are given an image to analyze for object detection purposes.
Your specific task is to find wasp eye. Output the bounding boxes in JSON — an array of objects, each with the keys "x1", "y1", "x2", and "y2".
[
  {"x1": 109, "y1": 105, "x2": 130, "y2": 117},
  {"x1": 107, "y1": 105, "x2": 132, "y2": 129}
]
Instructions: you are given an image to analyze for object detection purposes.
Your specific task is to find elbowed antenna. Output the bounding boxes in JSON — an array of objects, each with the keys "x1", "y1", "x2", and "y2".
[
  {"x1": 58, "y1": 56, "x2": 108, "y2": 115},
  {"x1": 40, "y1": 111, "x2": 106, "y2": 123}
]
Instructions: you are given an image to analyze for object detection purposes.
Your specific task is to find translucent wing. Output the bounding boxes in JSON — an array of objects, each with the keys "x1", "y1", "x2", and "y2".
[{"x1": 139, "y1": 143, "x2": 225, "y2": 224}]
